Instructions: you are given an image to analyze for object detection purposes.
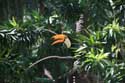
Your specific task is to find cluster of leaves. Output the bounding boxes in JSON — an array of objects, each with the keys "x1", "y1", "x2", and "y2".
[
  {"x1": 73, "y1": 20, "x2": 125, "y2": 83},
  {"x1": 0, "y1": 12, "x2": 43, "y2": 83}
]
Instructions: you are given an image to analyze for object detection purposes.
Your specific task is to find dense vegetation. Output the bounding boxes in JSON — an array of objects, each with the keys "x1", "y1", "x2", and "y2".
[{"x1": 0, "y1": 0, "x2": 125, "y2": 83}]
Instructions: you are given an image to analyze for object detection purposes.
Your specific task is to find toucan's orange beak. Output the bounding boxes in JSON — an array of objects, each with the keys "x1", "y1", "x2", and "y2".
[{"x1": 51, "y1": 34, "x2": 66, "y2": 45}]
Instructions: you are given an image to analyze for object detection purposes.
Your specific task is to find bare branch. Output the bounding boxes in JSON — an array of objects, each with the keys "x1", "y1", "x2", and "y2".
[{"x1": 26, "y1": 56, "x2": 74, "y2": 71}]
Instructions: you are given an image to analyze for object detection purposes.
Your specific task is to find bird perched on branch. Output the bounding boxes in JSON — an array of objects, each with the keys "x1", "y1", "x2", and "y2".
[{"x1": 51, "y1": 34, "x2": 71, "y2": 48}]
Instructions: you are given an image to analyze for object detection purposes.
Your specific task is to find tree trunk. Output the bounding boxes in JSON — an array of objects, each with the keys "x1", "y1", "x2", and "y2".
[{"x1": 0, "y1": 0, "x2": 24, "y2": 23}]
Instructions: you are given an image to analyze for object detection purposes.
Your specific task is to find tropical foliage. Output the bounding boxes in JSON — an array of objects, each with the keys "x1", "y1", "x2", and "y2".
[{"x1": 0, "y1": 0, "x2": 125, "y2": 83}]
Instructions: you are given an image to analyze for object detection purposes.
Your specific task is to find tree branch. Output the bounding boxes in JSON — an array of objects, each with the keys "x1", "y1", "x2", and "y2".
[{"x1": 26, "y1": 56, "x2": 74, "y2": 71}]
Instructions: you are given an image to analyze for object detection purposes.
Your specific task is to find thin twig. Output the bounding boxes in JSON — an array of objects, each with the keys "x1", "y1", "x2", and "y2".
[
  {"x1": 42, "y1": 29, "x2": 57, "y2": 34},
  {"x1": 33, "y1": 25, "x2": 57, "y2": 34}
]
